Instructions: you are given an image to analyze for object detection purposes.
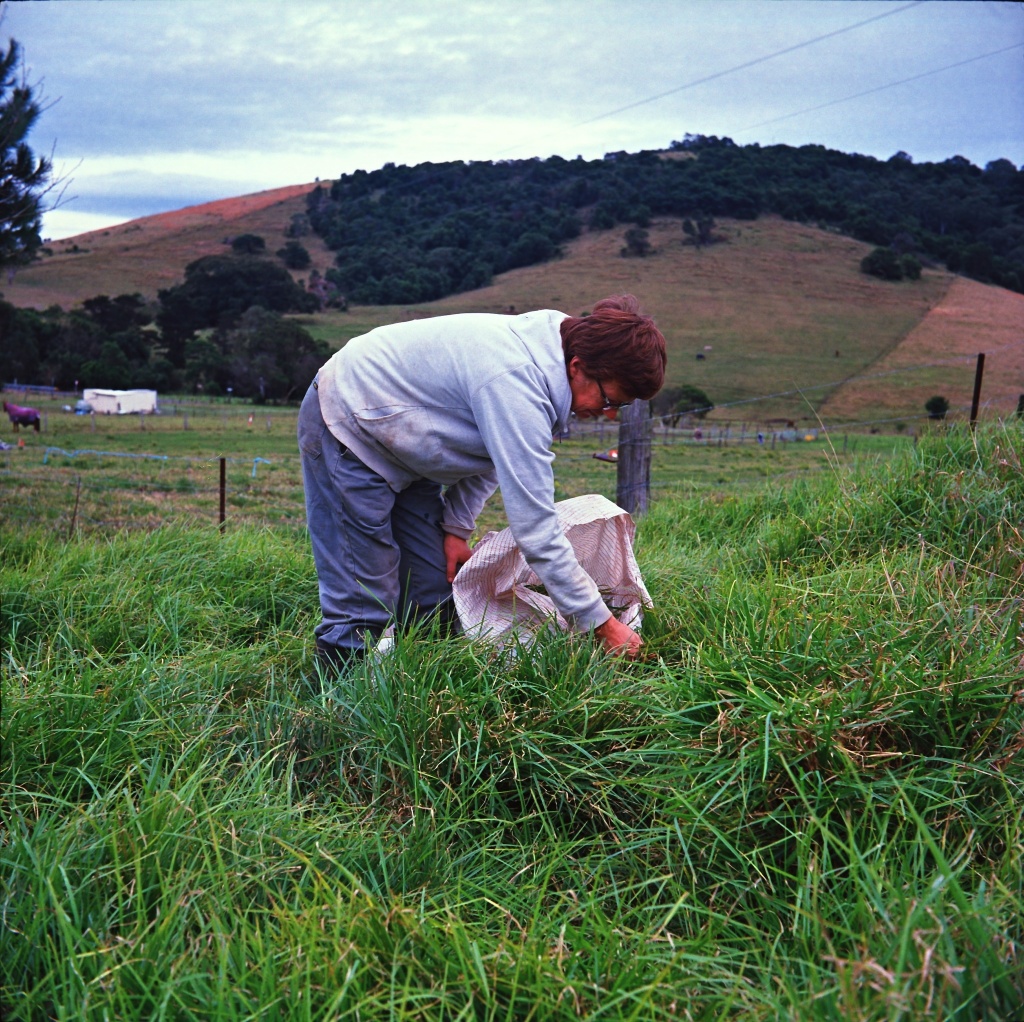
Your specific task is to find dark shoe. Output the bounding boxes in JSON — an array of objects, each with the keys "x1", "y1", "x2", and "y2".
[{"x1": 315, "y1": 639, "x2": 364, "y2": 676}]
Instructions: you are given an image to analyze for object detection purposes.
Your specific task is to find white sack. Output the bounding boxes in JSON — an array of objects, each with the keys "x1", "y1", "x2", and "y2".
[{"x1": 452, "y1": 493, "x2": 652, "y2": 645}]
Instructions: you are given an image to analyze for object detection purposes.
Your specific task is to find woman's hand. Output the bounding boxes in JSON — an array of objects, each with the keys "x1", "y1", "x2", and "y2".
[
  {"x1": 443, "y1": 533, "x2": 474, "y2": 583},
  {"x1": 594, "y1": 615, "x2": 642, "y2": 659}
]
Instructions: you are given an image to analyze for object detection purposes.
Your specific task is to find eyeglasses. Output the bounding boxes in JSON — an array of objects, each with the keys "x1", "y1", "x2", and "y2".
[{"x1": 596, "y1": 378, "x2": 633, "y2": 411}]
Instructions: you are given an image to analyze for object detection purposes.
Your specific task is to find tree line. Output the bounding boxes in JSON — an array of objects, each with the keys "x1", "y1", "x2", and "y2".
[
  {"x1": 0, "y1": 252, "x2": 329, "y2": 401},
  {"x1": 307, "y1": 135, "x2": 1023, "y2": 304}
]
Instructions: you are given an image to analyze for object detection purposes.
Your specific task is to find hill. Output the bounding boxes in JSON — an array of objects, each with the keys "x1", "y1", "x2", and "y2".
[
  {"x1": 3, "y1": 182, "x2": 332, "y2": 310},
  {"x1": 4, "y1": 180, "x2": 1023, "y2": 424},
  {"x1": 300, "y1": 139, "x2": 1024, "y2": 304},
  {"x1": 296, "y1": 215, "x2": 1024, "y2": 422}
]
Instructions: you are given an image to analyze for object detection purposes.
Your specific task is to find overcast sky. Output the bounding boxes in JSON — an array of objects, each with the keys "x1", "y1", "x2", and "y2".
[{"x1": 5, "y1": 0, "x2": 1023, "y2": 241}]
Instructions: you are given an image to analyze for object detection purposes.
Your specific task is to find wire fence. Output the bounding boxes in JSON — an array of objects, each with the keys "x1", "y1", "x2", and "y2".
[{"x1": 3, "y1": 345, "x2": 1021, "y2": 537}]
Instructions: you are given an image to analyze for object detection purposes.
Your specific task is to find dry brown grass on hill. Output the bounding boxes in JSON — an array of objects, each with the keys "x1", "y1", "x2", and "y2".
[
  {"x1": 4, "y1": 183, "x2": 331, "y2": 309},
  {"x1": 819, "y1": 276, "x2": 1024, "y2": 420},
  {"x1": 306, "y1": 216, "x2": 957, "y2": 420}
]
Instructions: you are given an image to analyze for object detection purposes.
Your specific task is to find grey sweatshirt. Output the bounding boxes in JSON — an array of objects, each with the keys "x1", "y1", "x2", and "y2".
[{"x1": 315, "y1": 309, "x2": 611, "y2": 631}]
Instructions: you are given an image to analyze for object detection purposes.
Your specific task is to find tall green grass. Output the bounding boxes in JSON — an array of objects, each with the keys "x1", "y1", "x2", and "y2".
[{"x1": 2, "y1": 424, "x2": 1021, "y2": 1019}]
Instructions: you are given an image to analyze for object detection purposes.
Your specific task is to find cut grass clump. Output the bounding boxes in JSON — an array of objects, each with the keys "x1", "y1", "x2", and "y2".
[{"x1": 2, "y1": 424, "x2": 1022, "y2": 1019}]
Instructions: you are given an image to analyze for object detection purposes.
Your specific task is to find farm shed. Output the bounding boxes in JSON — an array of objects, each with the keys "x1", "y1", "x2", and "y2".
[{"x1": 82, "y1": 388, "x2": 159, "y2": 415}]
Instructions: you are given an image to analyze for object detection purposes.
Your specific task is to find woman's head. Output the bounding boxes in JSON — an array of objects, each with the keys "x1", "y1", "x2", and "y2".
[{"x1": 560, "y1": 294, "x2": 666, "y2": 401}]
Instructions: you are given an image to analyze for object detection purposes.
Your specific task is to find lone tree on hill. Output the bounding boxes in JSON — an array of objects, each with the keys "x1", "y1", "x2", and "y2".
[
  {"x1": 682, "y1": 216, "x2": 717, "y2": 249},
  {"x1": 925, "y1": 395, "x2": 950, "y2": 420},
  {"x1": 861, "y1": 247, "x2": 903, "y2": 280},
  {"x1": 653, "y1": 384, "x2": 714, "y2": 426},
  {"x1": 230, "y1": 233, "x2": 266, "y2": 255},
  {"x1": 277, "y1": 240, "x2": 311, "y2": 269},
  {"x1": 0, "y1": 37, "x2": 54, "y2": 270},
  {"x1": 621, "y1": 227, "x2": 651, "y2": 258}
]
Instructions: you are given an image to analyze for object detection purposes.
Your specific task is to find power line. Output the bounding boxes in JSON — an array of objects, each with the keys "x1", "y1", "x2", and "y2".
[
  {"x1": 494, "y1": 1, "x2": 924, "y2": 158},
  {"x1": 573, "y1": 1, "x2": 925, "y2": 129},
  {"x1": 737, "y1": 42, "x2": 1024, "y2": 134}
]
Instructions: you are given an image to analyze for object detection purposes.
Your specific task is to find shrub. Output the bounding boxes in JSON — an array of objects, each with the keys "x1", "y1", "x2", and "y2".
[
  {"x1": 277, "y1": 241, "x2": 311, "y2": 270},
  {"x1": 620, "y1": 227, "x2": 651, "y2": 258},
  {"x1": 230, "y1": 234, "x2": 267, "y2": 255},
  {"x1": 925, "y1": 394, "x2": 950, "y2": 419},
  {"x1": 860, "y1": 247, "x2": 903, "y2": 280},
  {"x1": 900, "y1": 253, "x2": 922, "y2": 280},
  {"x1": 653, "y1": 384, "x2": 714, "y2": 425}
]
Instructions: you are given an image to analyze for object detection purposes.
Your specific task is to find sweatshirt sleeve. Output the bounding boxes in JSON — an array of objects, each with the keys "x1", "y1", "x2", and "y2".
[
  {"x1": 442, "y1": 470, "x2": 499, "y2": 539},
  {"x1": 468, "y1": 365, "x2": 612, "y2": 631}
]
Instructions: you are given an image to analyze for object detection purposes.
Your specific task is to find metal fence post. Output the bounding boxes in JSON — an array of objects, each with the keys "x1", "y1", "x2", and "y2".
[
  {"x1": 969, "y1": 352, "x2": 985, "y2": 430},
  {"x1": 219, "y1": 457, "x2": 226, "y2": 532}
]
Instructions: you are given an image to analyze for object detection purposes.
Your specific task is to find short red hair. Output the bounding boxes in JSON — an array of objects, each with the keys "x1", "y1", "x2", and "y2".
[{"x1": 560, "y1": 294, "x2": 666, "y2": 400}]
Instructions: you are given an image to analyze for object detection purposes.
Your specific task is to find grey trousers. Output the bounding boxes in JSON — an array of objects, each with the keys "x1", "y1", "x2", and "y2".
[{"x1": 297, "y1": 382, "x2": 454, "y2": 654}]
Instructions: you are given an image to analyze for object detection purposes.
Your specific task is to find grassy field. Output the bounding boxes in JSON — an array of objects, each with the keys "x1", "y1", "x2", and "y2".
[
  {"x1": 0, "y1": 392, "x2": 917, "y2": 539},
  {"x1": 2, "y1": 423, "x2": 1022, "y2": 1019}
]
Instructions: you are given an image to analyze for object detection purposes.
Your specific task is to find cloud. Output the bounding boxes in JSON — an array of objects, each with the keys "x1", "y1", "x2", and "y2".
[{"x1": 7, "y1": 0, "x2": 1022, "y2": 240}]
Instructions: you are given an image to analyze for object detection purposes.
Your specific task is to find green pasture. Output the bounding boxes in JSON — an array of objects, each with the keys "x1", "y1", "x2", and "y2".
[
  {"x1": 285, "y1": 229, "x2": 957, "y2": 425},
  {"x1": 2, "y1": 423, "x2": 1022, "y2": 1019},
  {"x1": 1, "y1": 392, "x2": 915, "y2": 538}
]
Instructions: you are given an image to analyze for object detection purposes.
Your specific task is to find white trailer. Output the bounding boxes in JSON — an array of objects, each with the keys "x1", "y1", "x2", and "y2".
[{"x1": 82, "y1": 388, "x2": 158, "y2": 415}]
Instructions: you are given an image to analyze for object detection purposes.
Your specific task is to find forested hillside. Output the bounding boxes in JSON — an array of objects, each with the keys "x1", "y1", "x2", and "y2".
[
  {"x1": 308, "y1": 134, "x2": 1023, "y2": 304},
  {"x1": 2, "y1": 136, "x2": 1021, "y2": 403}
]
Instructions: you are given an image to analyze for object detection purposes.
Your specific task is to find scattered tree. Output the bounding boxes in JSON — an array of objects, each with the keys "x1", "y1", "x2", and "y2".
[
  {"x1": 900, "y1": 253, "x2": 922, "y2": 280},
  {"x1": 276, "y1": 240, "x2": 311, "y2": 269},
  {"x1": 156, "y1": 254, "x2": 318, "y2": 365},
  {"x1": 682, "y1": 216, "x2": 718, "y2": 249},
  {"x1": 79, "y1": 340, "x2": 133, "y2": 390},
  {"x1": 81, "y1": 293, "x2": 152, "y2": 333},
  {"x1": 673, "y1": 384, "x2": 714, "y2": 420},
  {"x1": 0, "y1": 37, "x2": 54, "y2": 270},
  {"x1": 620, "y1": 226, "x2": 651, "y2": 257},
  {"x1": 220, "y1": 306, "x2": 331, "y2": 402},
  {"x1": 652, "y1": 384, "x2": 714, "y2": 426},
  {"x1": 183, "y1": 336, "x2": 227, "y2": 394},
  {"x1": 286, "y1": 212, "x2": 310, "y2": 237},
  {"x1": 230, "y1": 233, "x2": 266, "y2": 255},
  {"x1": 307, "y1": 268, "x2": 347, "y2": 311},
  {"x1": 860, "y1": 247, "x2": 904, "y2": 281}
]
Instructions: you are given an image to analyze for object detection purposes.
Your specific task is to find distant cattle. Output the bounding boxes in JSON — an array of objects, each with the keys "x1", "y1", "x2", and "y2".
[{"x1": 3, "y1": 401, "x2": 41, "y2": 431}]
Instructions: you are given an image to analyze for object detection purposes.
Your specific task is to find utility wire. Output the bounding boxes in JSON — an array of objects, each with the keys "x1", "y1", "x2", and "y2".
[
  {"x1": 574, "y1": 1, "x2": 924, "y2": 127},
  {"x1": 496, "y1": 0, "x2": 924, "y2": 156},
  {"x1": 737, "y1": 42, "x2": 1024, "y2": 133}
]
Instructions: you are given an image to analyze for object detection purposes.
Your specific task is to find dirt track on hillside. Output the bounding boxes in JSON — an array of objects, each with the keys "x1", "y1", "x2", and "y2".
[{"x1": 819, "y1": 276, "x2": 1024, "y2": 422}]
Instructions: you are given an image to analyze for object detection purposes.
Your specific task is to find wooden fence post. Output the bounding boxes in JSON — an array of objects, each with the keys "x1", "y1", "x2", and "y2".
[{"x1": 616, "y1": 400, "x2": 652, "y2": 516}]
